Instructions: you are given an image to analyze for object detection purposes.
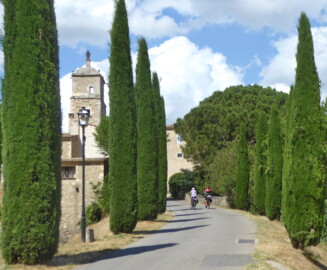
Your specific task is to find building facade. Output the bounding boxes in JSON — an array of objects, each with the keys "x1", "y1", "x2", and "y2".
[
  {"x1": 60, "y1": 52, "x2": 108, "y2": 242},
  {"x1": 166, "y1": 125, "x2": 193, "y2": 180},
  {"x1": 59, "y1": 53, "x2": 193, "y2": 242}
]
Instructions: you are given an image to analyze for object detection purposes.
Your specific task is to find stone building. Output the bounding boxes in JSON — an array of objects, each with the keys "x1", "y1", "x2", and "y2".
[
  {"x1": 166, "y1": 125, "x2": 193, "y2": 181},
  {"x1": 59, "y1": 52, "x2": 193, "y2": 242},
  {"x1": 60, "y1": 52, "x2": 108, "y2": 242}
]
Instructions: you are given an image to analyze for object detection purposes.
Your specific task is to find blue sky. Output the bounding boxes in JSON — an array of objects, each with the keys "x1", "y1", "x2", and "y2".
[{"x1": 1, "y1": 1, "x2": 327, "y2": 132}]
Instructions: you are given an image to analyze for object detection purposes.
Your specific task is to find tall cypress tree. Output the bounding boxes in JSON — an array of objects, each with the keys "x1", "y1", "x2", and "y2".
[
  {"x1": 108, "y1": 0, "x2": 138, "y2": 234},
  {"x1": 265, "y1": 105, "x2": 283, "y2": 220},
  {"x1": 282, "y1": 13, "x2": 326, "y2": 248},
  {"x1": 253, "y1": 113, "x2": 267, "y2": 215},
  {"x1": 153, "y1": 73, "x2": 168, "y2": 214},
  {"x1": 235, "y1": 124, "x2": 249, "y2": 210},
  {"x1": 135, "y1": 38, "x2": 158, "y2": 220},
  {"x1": 1, "y1": 0, "x2": 61, "y2": 264}
]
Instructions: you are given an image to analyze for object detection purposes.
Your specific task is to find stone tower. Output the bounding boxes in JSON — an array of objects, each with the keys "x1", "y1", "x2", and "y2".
[
  {"x1": 69, "y1": 51, "x2": 106, "y2": 157},
  {"x1": 60, "y1": 51, "x2": 108, "y2": 242}
]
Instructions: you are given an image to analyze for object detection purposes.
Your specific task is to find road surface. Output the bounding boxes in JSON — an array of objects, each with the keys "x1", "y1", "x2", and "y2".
[{"x1": 77, "y1": 199, "x2": 256, "y2": 270}]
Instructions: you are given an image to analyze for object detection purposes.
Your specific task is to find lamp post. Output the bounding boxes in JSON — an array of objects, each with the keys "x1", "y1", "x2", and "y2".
[{"x1": 78, "y1": 106, "x2": 90, "y2": 242}]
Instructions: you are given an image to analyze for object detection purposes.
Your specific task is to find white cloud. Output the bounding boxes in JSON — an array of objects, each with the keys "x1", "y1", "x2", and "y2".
[
  {"x1": 186, "y1": 0, "x2": 327, "y2": 32},
  {"x1": 0, "y1": 1, "x2": 325, "y2": 50},
  {"x1": 60, "y1": 36, "x2": 243, "y2": 130},
  {"x1": 259, "y1": 27, "x2": 327, "y2": 100},
  {"x1": 148, "y1": 36, "x2": 243, "y2": 124},
  {"x1": 60, "y1": 73, "x2": 72, "y2": 133},
  {"x1": 54, "y1": 0, "x2": 115, "y2": 48},
  {"x1": 53, "y1": 0, "x2": 327, "y2": 47}
]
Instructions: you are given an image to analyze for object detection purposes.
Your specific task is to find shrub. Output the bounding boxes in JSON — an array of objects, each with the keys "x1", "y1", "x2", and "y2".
[
  {"x1": 169, "y1": 169, "x2": 195, "y2": 199},
  {"x1": 86, "y1": 202, "x2": 103, "y2": 226},
  {"x1": 91, "y1": 174, "x2": 110, "y2": 216}
]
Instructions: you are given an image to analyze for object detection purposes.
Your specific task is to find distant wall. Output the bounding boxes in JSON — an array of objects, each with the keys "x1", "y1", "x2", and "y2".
[
  {"x1": 185, "y1": 194, "x2": 228, "y2": 208},
  {"x1": 166, "y1": 127, "x2": 193, "y2": 181}
]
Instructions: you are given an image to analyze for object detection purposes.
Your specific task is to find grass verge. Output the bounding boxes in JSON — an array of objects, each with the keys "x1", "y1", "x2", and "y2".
[
  {"x1": 0, "y1": 211, "x2": 174, "y2": 270},
  {"x1": 243, "y1": 212, "x2": 327, "y2": 270}
]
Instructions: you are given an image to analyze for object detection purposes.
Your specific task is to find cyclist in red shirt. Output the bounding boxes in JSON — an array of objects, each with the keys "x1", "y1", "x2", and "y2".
[{"x1": 204, "y1": 187, "x2": 212, "y2": 208}]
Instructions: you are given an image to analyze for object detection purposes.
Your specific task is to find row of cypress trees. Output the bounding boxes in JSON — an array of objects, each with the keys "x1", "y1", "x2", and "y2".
[
  {"x1": 108, "y1": 0, "x2": 167, "y2": 234},
  {"x1": 235, "y1": 13, "x2": 326, "y2": 248},
  {"x1": 1, "y1": 0, "x2": 62, "y2": 264},
  {"x1": 1, "y1": 0, "x2": 167, "y2": 264}
]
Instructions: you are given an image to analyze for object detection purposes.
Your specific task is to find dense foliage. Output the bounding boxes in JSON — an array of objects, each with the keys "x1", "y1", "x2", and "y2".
[
  {"x1": 322, "y1": 200, "x2": 327, "y2": 241},
  {"x1": 153, "y1": 73, "x2": 168, "y2": 214},
  {"x1": 282, "y1": 13, "x2": 326, "y2": 248},
  {"x1": 206, "y1": 140, "x2": 238, "y2": 207},
  {"x1": 90, "y1": 177, "x2": 110, "y2": 216},
  {"x1": 1, "y1": 0, "x2": 62, "y2": 264},
  {"x1": 135, "y1": 38, "x2": 158, "y2": 220},
  {"x1": 235, "y1": 124, "x2": 249, "y2": 210},
  {"x1": 252, "y1": 112, "x2": 267, "y2": 215},
  {"x1": 108, "y1": 0, "x2": 138, "y2": 234},
  {"x1": 86, "y1": 202, "x2": 103, "y2": 226},
  {"x1": 94, "y1": 116, "x2": 109, "y2": 156},
  {"x1": 175, "y1": 85, "x2": 288, "y2": 171},
  {"x1": 265, "y1": 106, "x2": 283, "y2": 220},
  {"x1": 169, "y1": 170, "x2": 196, "y2": 199}
]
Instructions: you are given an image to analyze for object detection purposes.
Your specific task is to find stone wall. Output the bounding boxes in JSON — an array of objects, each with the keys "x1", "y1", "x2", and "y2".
[
  {"x1": 185, "y1": 194, "x2": 228, "y2": 208},
  {"x1": 166, "y1": 128, "x2": 194, "y2": 180},
  {"x1": 59, "y1": 161, "x2": 105, "y2": 242}
]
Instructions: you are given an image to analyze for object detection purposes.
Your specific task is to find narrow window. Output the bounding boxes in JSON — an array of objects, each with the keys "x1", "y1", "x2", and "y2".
[
  {"x1": 62, "y1": 167, "x2": 76, "y2": 179},
  {"x1": 177, "y1": 153, "x2": 183, "y2": 158},
  {"x1": 89, "y1": 86, "x2": 94, "y2": 94}
]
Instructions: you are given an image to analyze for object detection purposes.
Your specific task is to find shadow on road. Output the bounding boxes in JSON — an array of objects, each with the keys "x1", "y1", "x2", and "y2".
[
  {"x1": 133, "y1": 224, "x2": 209, "y2": 235},
  {"x1": 95, "y1": 243, "x2": 177, "y2": 262},
  {"x1": 172, "y1": 208, "x2": 196, "y2": 212},
  {"x1": 154, "y1": 217, "x2": 209, "y2": 223},
  {"x1": 151, "y1": 224, "x2": 209, "y2": 234},
  {"x1": 175, "y1": 213, "x2": 206, "y2": 217},
  {"x1": 167, "y1": 217, "x2": 210, "y2": 223},
  {"x1": 49, "y1": 248, "x2": 118, "y2": 266}
]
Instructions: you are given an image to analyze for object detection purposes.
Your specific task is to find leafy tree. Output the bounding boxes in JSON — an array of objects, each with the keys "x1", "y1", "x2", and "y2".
[
  {"x1": 94, "y1": 116, "x2": 109, "y2": 156},
  {"x1": 282, "y1": 13, "x2": 326, "y2": 248},
  {"x1": 206, "y1": 140, "x2": 238, "y2": 207},
  {"x1": 265, "y1": 105, "x2": 283, "y2": 220},
  {"x1": 108, "y1": 0, "x2": 138, "y2": 234},
  {"x1": 1, "y1": 0, "x2": 61, "y2": 264},
  {"x1": 153, "y1": 73, "x2": 168, "y2": 214},
  {"x1": 135, "y1": 38, "x2": 158, "y2": 220},
  {"x1": 175, "y1": 85, "x2": 288, "y2": 173},
  {"x1": 169, "y1": 169, "x2": 196, "y2": 199},
  {"x1": 252, "y1": 112, "x2": 268, "y2": 215},
  {"x1": 235, "y1": 124, "x2": 249, "y2": 210}
]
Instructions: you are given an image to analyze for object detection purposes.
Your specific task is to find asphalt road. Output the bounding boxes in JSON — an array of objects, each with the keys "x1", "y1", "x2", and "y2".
[{"x1": 77, "y1": 199, "x2": 256, "y2": 270}]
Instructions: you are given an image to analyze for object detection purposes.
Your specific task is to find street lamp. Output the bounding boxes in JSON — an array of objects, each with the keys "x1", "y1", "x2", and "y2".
[{"x1": 78, "y1": 106, "x2": 90, "y2": 242}]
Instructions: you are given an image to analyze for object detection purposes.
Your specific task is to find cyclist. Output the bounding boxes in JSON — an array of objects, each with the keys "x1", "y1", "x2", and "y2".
[
  {"x1": 204, "y1": 187, "x2": 212, "y2": 208},
  {"x1": 190, "y1": 187, "x2": 197, "y2": 209}
]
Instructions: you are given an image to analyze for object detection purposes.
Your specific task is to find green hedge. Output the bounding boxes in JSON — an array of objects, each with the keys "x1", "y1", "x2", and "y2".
[{"x1": 169, "y1": 170, "x2": 195, "y2": 199}]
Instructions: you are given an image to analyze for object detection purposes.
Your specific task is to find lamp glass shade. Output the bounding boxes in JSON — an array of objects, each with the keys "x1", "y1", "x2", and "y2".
[{"x1": 78, "y1": 107, "x2": 90, "y2": 126}]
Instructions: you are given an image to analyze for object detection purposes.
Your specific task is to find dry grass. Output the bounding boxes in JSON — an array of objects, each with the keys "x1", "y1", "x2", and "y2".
[
  {"x1": 243, "y1": 211, "x2": 327, "y2": 270},
  {"x1": 0, "y1": 211, "x2": 174, "y2": 270}
]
